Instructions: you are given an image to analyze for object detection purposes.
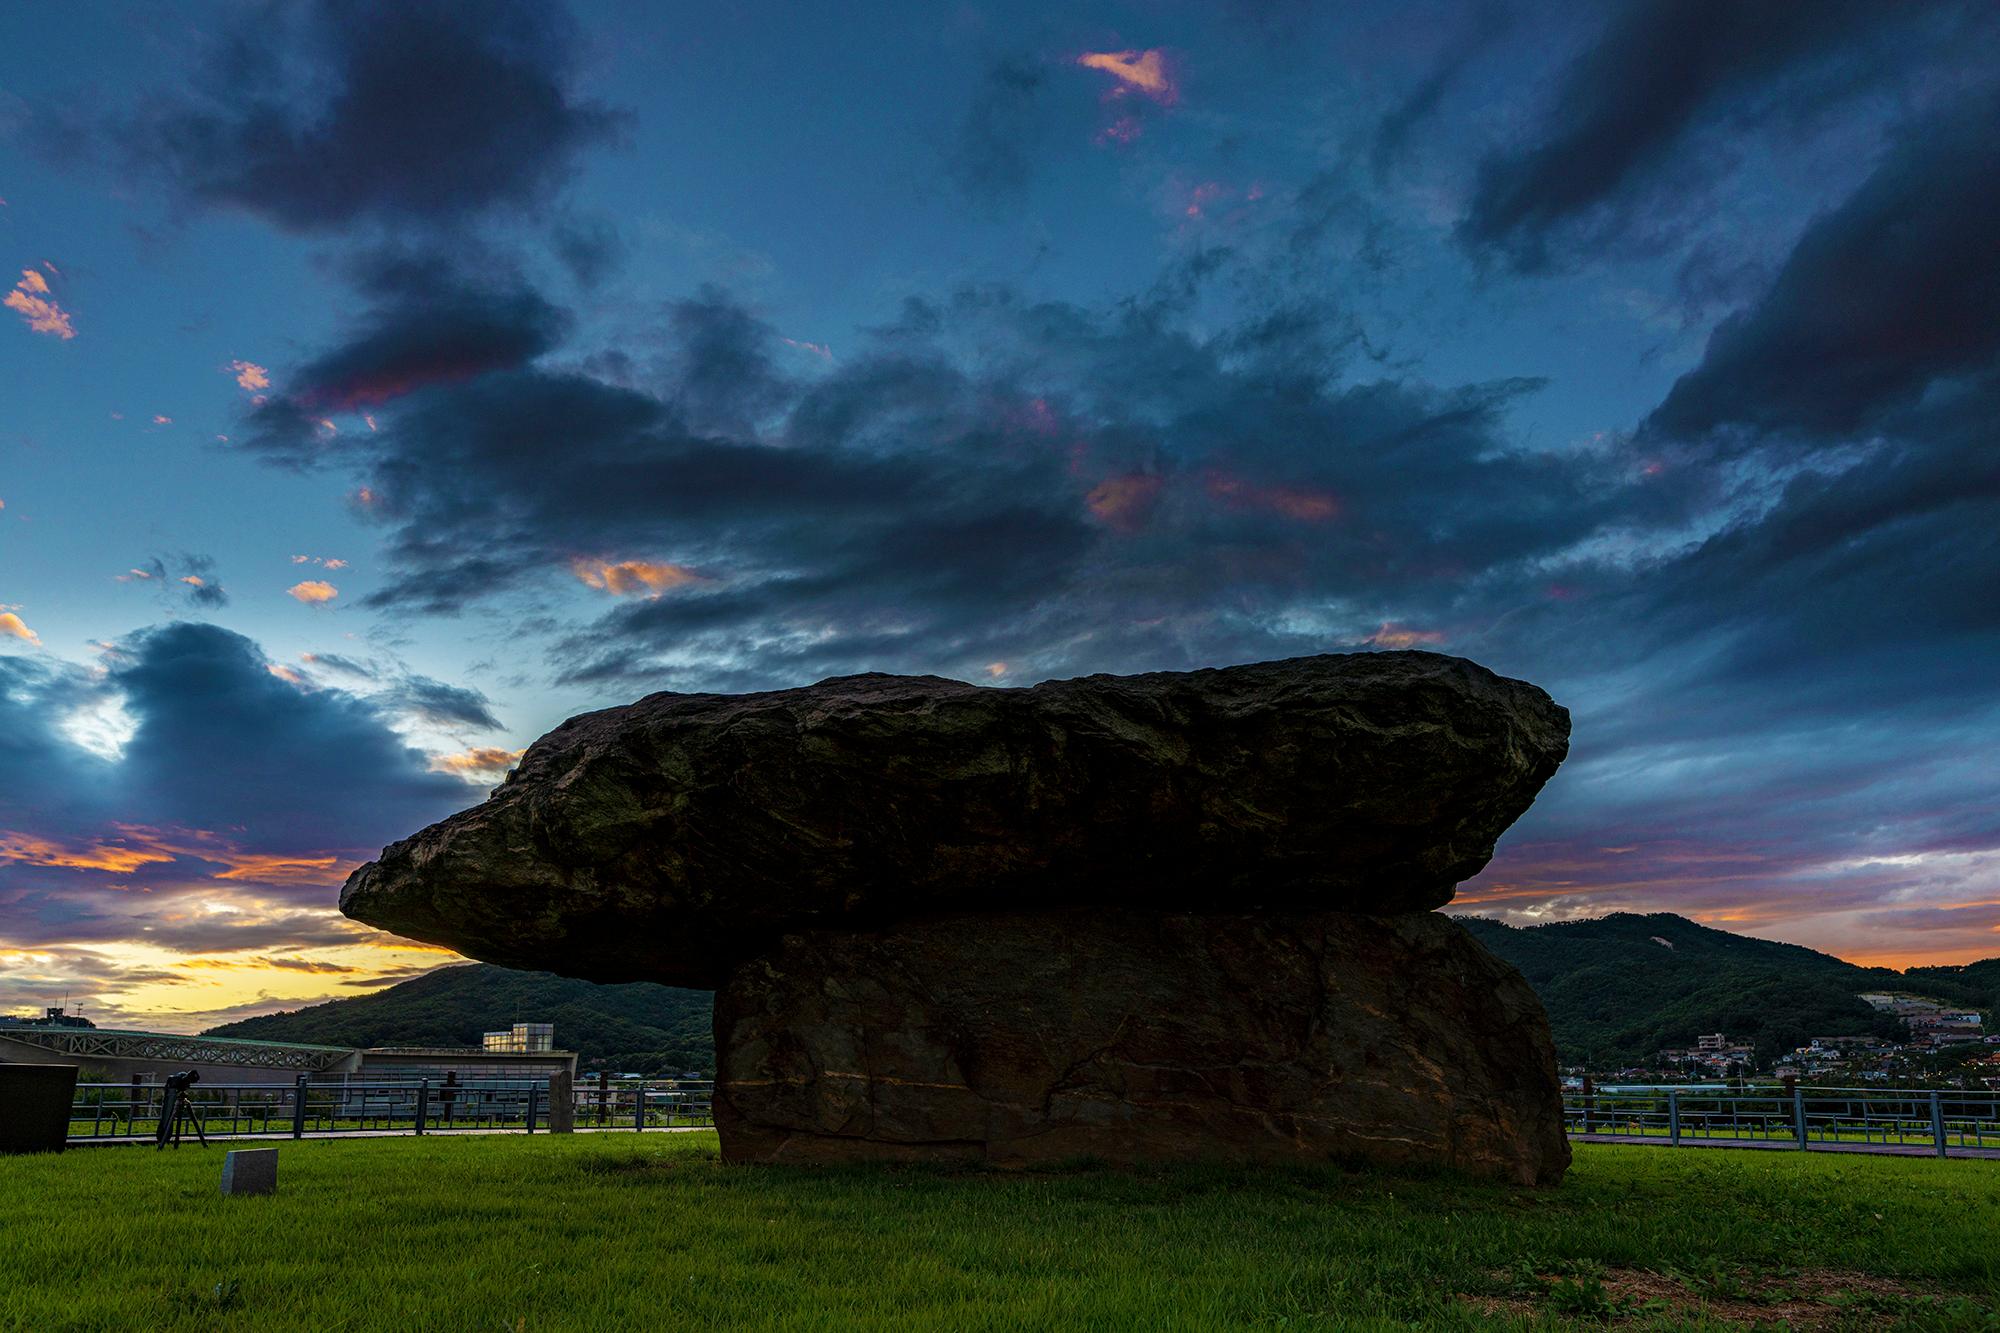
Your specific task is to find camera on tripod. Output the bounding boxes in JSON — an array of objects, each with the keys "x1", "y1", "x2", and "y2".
[{"x1": 155, "y1": 1069, "x2": 207, "y2": 1149}]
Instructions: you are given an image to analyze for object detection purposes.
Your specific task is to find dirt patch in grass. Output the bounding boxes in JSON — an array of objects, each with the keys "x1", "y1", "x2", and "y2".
[{"x1": 1461, "y1": 1264, "x2": 1960, "y2": 1327}]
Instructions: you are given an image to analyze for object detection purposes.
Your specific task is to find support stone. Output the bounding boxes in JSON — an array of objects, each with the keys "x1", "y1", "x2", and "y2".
[{"x1": 715, "y1": 908, "x2": 1570, "y2": 1185}]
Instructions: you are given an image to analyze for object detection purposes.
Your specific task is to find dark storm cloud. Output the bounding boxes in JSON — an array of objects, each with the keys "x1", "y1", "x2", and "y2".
[
  {"x1": 1457, "y1": 0, "x2": 1979, "y2": 270},
  {"x1": 246, "y1": 251, "x2": 567, "y2": 461},
  {"x1": 256, "y1": 273, "x2": 1645, "y2": 684},
  {"x1": 1567, "y1": 90, "x2": 2000, "y2": 743},
  {"x1": 1, "y1": 626, "x2": 474, "y2": 959},
  {"x1": 102, "y1": 622, "x2": 468, "y2": 853},
  {"x1": 1447, "y1": 84, "x2": 2000, "y2": 949},
  {"x1": 124, "y1": 0, "x2": 624, "y2": 232},
  {"x1": 372, "y1": 673, "x2": 503, "y2": 733},
  {"x1": 0, "y1": 654, "x2": 117, "y2": 839},
  {"x1": 1647, "y1": 92, "x2": 2000, "y2": 440}
]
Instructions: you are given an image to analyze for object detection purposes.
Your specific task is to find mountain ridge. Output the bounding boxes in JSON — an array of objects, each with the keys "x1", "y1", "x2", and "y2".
[
  {"x1": 205, "y1": 913, "x2": 1998, "y2": 1074},
  {"x1": 205, "y1": 964, "x2": 713, "y2": 1075},
  {"x1": 1455, "y1": 911, "x2": 1997, "y2": 1066}
]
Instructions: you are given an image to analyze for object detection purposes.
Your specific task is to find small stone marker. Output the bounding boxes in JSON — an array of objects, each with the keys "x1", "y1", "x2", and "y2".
[{"x1": 219, "y1": 1147, "x2": 278, "y2": 1196}]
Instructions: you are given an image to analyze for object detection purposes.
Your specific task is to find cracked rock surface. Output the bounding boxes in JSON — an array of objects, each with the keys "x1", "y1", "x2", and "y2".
[{"x1": 341, "y1": 651, "x2": 1568, "y2": 989}]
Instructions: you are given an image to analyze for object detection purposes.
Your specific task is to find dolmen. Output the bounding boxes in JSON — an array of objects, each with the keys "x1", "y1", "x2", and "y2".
[{"x1": 342, "y1": 651, "x2": 1573, "y2": 1184}]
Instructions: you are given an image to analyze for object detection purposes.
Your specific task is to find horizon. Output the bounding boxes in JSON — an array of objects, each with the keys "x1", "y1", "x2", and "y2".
[
  {"x1": 3, "y1": 0, "x2": 1997, "y2": 1029},
  {"x1": 16, "y1": 907, "x2": 1995, "y2": 1039}
]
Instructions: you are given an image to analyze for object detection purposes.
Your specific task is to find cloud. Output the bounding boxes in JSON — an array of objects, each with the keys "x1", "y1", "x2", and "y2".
[
  {"x1": 0, "y1": 611, "x2": 39, "y2": 645},
  {"x1": 373, "y1": 674, "x2": 501, "y2": 732},
  {"x1": 428, "y1": 746, "x2": 525, "y2": 781},
  {"x1": 117, "y1": 554, "x2": 229, "y2": 609},
  {"x1": 1370, "y1": 4, "x2": 1509, "y2": 178},
  {"x1": 246, "y1": 251, "x2": 567, "y2": 459},
  {"x1": 1365, "y1": 623, "x2": 1446, "y2": 649},
  {"x1": 227, "y1": 360, "x2": 270, "y2": 392},
  {"x1": 95, "y1": 623, "x2": 470, "y2": 854},
  {"x1": 571, "y1": 559, "x2": 705, "y2": 596},
  {"x1": 5, "y1": 266, "x2": 75, "y2": 339},
  {"x1": 298, "y1": 254, "x2": 567, "y2": 413},
  {"x1": 122, "y1": 0, "x2": 625, "y2": 232},
  {"x1": 1456, "y1": 1, "x2": 1982, "y2": 270},
  {"x1": 242, "y1": 272, "x2": 1636, "y2": 687},
  {"x1": 0, "y1": 625, "x2": 472, "y2": 953},
  {"x1": 287, "y1": 580, "x2": 338, "y2": 604},
  {"x1": 1077, "y1": 49, "x2": 1175, "y2": 103},
  {"x1": 1647, "y1": 91, "x2": 2000, "y2": 440}
]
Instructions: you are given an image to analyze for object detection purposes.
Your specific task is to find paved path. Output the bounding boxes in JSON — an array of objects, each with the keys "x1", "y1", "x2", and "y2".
[{"x1": 1571, "y1": 1132, "x2": 2000, "y2": 1160}]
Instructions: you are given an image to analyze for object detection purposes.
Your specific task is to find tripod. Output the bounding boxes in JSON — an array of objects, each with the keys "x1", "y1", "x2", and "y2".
[{"x1": 154, "y1": 1086, "x2": 209, "y2": 1150}]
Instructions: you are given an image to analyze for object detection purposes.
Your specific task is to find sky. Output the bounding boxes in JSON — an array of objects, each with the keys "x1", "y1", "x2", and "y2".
[{"x1": 2, "y1": 0, "x2": 1997, "y2": 1031}]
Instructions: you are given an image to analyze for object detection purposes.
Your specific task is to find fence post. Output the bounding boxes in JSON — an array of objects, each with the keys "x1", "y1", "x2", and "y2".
[
  {"x1": 597, "y1": 1069, "x2": 610, "y2": 1127},
  {"x1": 634, "y1": 1082, "x2": 645, "y2": 1133},
  {"x1": 415, "y1": 1078, "x2": 430, "y2": 1136},
  {"x1": 1792, "y1": 1087, "x2": 1808, "y2": 1150},
  {"x1": 1668, "y1": 1090, "x2": 1680, "y2": 1146},
  {"x1": 292, "y1": 1074, "x2": 308, "y2": 1138},
  {"x1": 525, "y1": 1083, "x2": 539, "y2": 1134},
  {"x1": 549, "y1": 1071, "x2": 574, "y2": 1134},
  {"x1": 1930, "y1": 1091, "x2": 1947, "y2": 1157},
  {"x1": 1580, "y1": 1074, "x2": 1595, "y2": 1134}
]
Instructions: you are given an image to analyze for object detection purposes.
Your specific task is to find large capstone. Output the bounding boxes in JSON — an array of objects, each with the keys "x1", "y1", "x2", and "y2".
[
  {"x1": 341, "y1": 651, "x2": 1567, "y2": 989},
  {"x1": 714, "y1": 909, "x2": 1570, "y2": 1185}
]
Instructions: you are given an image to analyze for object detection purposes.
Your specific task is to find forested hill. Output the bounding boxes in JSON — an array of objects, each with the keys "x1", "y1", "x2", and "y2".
[
  {"x1": 1457, "y1": 912, "x2": 1999, "y2": 1068},
  {"x1": 205, "y1": 965, "x2": 713, "y2": 1075},
  {"x1": 206, "y1": 916, "x2": 1998, "y2": 1077}
]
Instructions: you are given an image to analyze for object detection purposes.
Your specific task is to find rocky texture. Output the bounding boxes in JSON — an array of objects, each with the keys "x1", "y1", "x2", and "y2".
[
  {"x1": 342, "y1": 651, "x2": 1567, "y2": 989},
  {"x1": 714, "y1": 908, "x2": 1570, "y2": 1185}
]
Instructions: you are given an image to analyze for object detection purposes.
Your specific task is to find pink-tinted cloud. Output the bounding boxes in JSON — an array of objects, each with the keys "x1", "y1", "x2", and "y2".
[
  {"x1": 0, "y1": 825, "x2": 352, "y2": 888},
  {"x1": 1085, "y1": 472, "x2": 1164, "y2": 532},
  {"x1": 1366, "y1": 622, "x2": 1447, "y2": 649},
  {"x1": 570, "y1": 558, "x2": 704, "y2": 596},
  {"x1": 5, "y1": 268, "x2": 76, "y2": 339},
  {"x1": 0, "y1": 611, "x2": 41, "y2": 646},
  {"x1": 1205, "y1": 472, "x2": 1341, "y2": 522},
  {"x1": 1077, "y1": 49, "x2": 1175, "y2": 103},
  {"x1": 227, "y1": 360, "x2": 271, "y2": 392},
  {"x1": 781, "y1": 336, "x2": 833, "y2": 362},
  {"x1": 428, "y1": 746, "x2": 526, "y2": 780},
  {"x1": 287, "y1": 580, "x2": 338, "y2": 604},
  {"x1": 1095, "y1": 115, "x2": 1143, "y2": 146},
  {"x1": 0, "y1": 830, "x2": 172, "y2": 874}
]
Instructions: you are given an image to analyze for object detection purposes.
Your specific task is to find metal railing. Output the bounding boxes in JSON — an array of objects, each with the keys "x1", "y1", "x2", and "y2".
[
  {"x1": 1564, "y1": 1086, "x2": 2000, "y2": 1157},
  {"x1": 573, "y1": 1075, "x2": 715, "y2": 1131},
  {"x1": 67, "y1": 1077, "x2": 715, "y2": 1144}
]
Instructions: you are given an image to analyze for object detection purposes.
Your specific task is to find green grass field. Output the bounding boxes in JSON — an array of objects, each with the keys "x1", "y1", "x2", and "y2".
[{"x1": 4, "y1": 1135, "x2": 1998, "y2": 1331}]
